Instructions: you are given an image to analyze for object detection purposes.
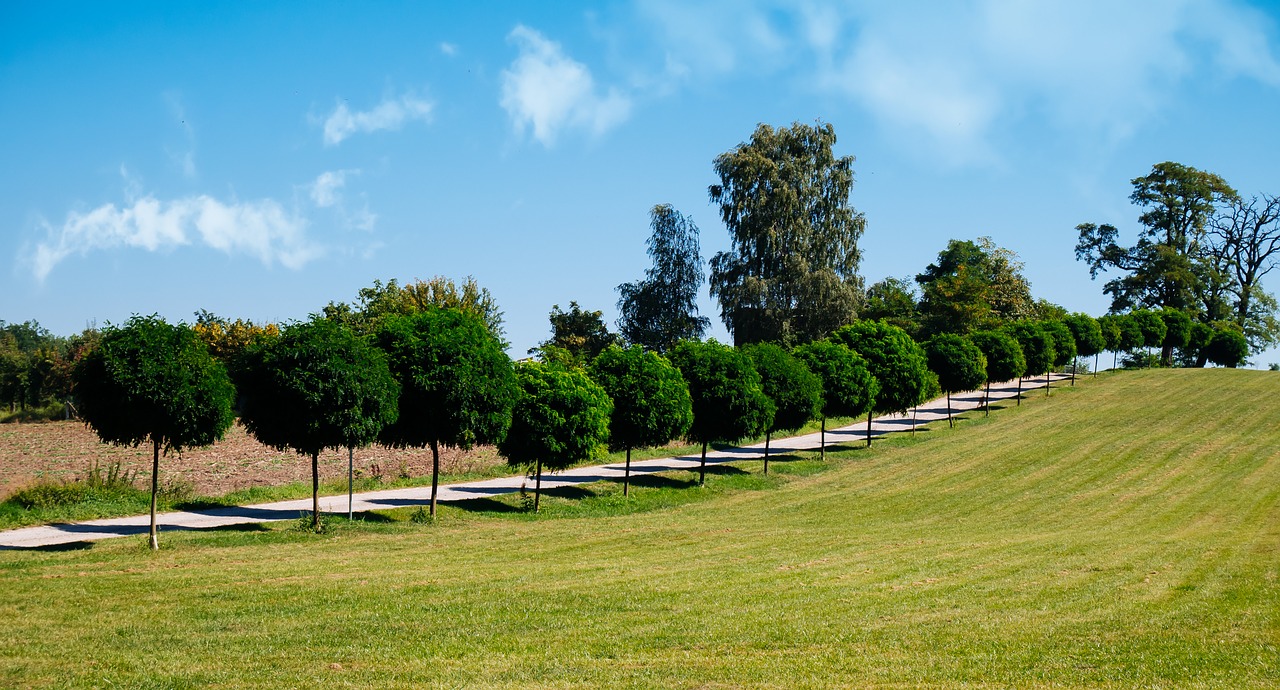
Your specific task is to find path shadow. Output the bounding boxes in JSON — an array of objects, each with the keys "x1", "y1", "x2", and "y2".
[
  {"x1": 449, "y1": 497, "x2": 523, "y2": 514},
  {"x1": 0, "y1": 540, "x2": 94, "y2": 552},
  {"x1": 626, "y1": 473, "x2": 699, "y2": 490}
]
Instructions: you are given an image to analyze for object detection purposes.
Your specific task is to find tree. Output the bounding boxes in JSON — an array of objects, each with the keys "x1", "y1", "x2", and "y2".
[
  {"x1": 72, "y1": 316, "x2": 235, "y2": 549},
  {"x1": 589, "y1": 345, "x2": 693, "y2": 495},
  {"x1": 1076, "y1": 162, "x2": 1238, "y2": 313},
  {"x1": 742, "y1": 342, "x2": 822, "y2": 473},
  {"x1": 238, "y1": 318, "x2": 399, "y2": 532},
  {"x1": 499, "y1": 362, "x2": 612, "y2": 511},
  {"x1": 915, "y1": 238, "x2": 1034, "y2": 336},
  {"x1": 708, "y1": 121, "x2": 864, "y2": 346},
  {"x1": 830, "y1": 320, "x2": 931, "y2": 445},
  {"x1": 1129, "y1": 309, "x2": 1168, "y2": 366},
  {"x1": 862, "y1": 277, "x2": 920, "y2": 337},
  {"x1": 1040, "y1": 320, "x2": 1077, "y2": 395},
  {"x1": 1182, "y1": 321, "x2": 1215, "y2": 367},
  {"x1": 1209, "y1": 193, "x2": 1280, "y2": 351},
  {"x1": 376, "y1": 307, "x2": 517, "y2": 517},
  {"x1": 616, "y1": 204, "x2": 711, "y2": 352},
  {"x1": 969, "y1": 330, "x2": 1026, "y2": 416},
  {"x1": 323, "y1": 276, "x2": 507, "y2": 344},
  {"x1": 530, "y1": 302, "x2": 621, "y2": 367},
  {"x1": 1158, "y1": 308, "x2": 1193, "y2": 366},
  {"x1": 1206, "y1": 326, "x2": 1249, "y2": 368},
  {"x1": 1062, "y1": 313, "x2": 1105, "y2": 381},
  {"x1": 924, "y1": 334, "x2": 987, "y2": 427},
  {"x1": 668, "y1": 340, "x2": 774, "y2": 483},
  {"x1": 1003, "y1": 321, "x2": 1054, "y2": 405},
  {"x1": 792, "y1": 340, "x2": 878, "y2": 459},
  {"x1": 1096, "y1": 314, "x2": 1122, "y2": 370}
]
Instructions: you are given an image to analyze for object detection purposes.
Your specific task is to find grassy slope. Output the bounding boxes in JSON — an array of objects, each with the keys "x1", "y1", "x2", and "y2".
[{"x1": 1, "y1": 369, "x2": 1276, "y2": 688}]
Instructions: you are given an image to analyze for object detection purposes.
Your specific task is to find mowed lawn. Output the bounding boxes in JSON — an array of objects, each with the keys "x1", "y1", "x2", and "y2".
[{"x1": 1, "y1": 369, "x2": 1277, "y2": 688}]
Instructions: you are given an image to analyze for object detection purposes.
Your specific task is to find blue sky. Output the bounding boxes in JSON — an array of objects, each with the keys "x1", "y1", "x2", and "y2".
[{"x1": 4, "y1": 1, "x2": 1280, "y2": 365}]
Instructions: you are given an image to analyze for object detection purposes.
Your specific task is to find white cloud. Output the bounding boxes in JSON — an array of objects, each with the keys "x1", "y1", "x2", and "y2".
[
  {"x1": 30, "y1": 194, "x2": 320, "y2": 282},
  {"x1": 440, "y1": 42, "x2": 458, "y2": 56},
  {"x1": 322, "y1": 93, "x2": 433, "y2": 146},
  {"x1": 309, "y1": 170, "x2": 349, "y2": 208},
  {"x1": 500, "y1": 25, "x2": 631, "y2": 146},
  {"x1": 306, "y1": 170, "x2": 377, "y2": 232}
]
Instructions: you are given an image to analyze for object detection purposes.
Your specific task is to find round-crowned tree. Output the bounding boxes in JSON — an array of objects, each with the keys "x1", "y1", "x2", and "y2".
[
  {"x1": 968, "y1": 330, "x2": 1026, "y2": 416},
  {"x1": 238, "y1": 318, "x2": 399, "y2": 532},
  {"x1": 1040, "y1": 320, "x2": 1077, "y2": 395},
  {"x1": 742, "y1": 342, "x2": 821, "y2": 473},
  {"x1": 1184, "y1": 321, "x2": 1214, "y2": 367},
  {"x1": 376, "y1": 307, "x2": 517, "y2": 517},
  {"x1": 924, "y1": 333, "x2": 987, "y2": 427},
  {"x1": 1063, "y1": 313, "x2": 1106, "y2": 380},
  {"x1": 1115, "y1": 313, "x2": 1145, "y2": 368},
  {"x1": 1159, "y1": 308, "x2": 1193, "y2": 366},
  {"x1": 1096, "y1": 314, "x2": 1121, "y2": 371},
  {"x1": 499, "y1": 362, "x2": 612, "y2": 511},
  {"x1": 668, "y1": 340, "x2": 774, "y2": 484},
  {"x1": 73, "y1": 315, "x2": 235, "y2": 550},
  {"x1": 1129, "y1": 309, "x2": 1168, "y2": 367},
  {"x1": 830, "y1": 320, "x2": 931, "y2": 446},
  {"x1": 1206, "y1": 326, "x2": 1249, "y2": 368},
  {"x1": 1003, "y1": 321, "x2": 1054, "y2": 406},
  {"x1": 589, "y1": 345, "x2": 692, "y2": 495},
  {"x1": 792, "y1": 339, "x2": 878, "y2": 459}
]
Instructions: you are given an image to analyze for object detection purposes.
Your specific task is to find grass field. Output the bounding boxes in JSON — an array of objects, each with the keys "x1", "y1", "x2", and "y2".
[{"x1": 1, "y1": 369, "x2": 1276, "y2": 688}]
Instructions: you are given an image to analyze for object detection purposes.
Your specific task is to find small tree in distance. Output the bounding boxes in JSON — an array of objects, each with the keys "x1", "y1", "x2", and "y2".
[
  {"x1": 589, "y1": 345, "x2": 692, "y2": 495},
  {"x1": 968, "y1": 330, "x2": 1026, "y2": 416},
  {"x1": 830, "y1": 320, "x2": 931, "y2": 445},
  {"x1": 238, "y1": 318, "x2": 399, "y2": 532},
  {"x1": 1003, "y1": 321, "x2": 1054, "y2": 406},
  {"x1": 499, "y1": 362, "x2": 612, "y2": 511},
  {"x1": 616, "y1": 204, "x2": 711, "y2": 352},
  {"x1": 530, "y1": 302, "x2": 621, "y2": 367},
  {"x1": 793, "y1": 340, "x2": 878, "y2": 458},
  {"x1": 743, "y1": 342, "x2": 822, "y2": 473},
  {"x1": 376, "y1": 307, "x2": 517, "y2": 517},
  {"x1": 1129, "y1": 309, "x2": 1168, "y2": 367},
  {"x1": 1159, "y1": 308, "x2": 1193, "y2": 366},
  {"x1": 1063, "y1": 313, "x2": 1105, "y2": 381},
  {"x1": 1040, "y1": 320, "x2": 1077, "y2": 396},
  {"x1": 1206, "y1": 326, "x2": 1249, "y2": 367},
  {"x1": 669, "y1": 340, "x2": 774, "y2": 484},
  {"x1": 73, "y1": 316, "x2": 235, "y2": 550},
  {"x1": 924, "y1": 333, "x2": 987, "y2": 427},
  {"x1": 1115, "y1": 313, "x2": 1145, "y2": 367}
]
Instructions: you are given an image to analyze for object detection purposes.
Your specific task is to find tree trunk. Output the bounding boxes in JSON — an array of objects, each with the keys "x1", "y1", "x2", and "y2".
[
  {"x1": 429, "y1": 439, "x2": 440, "y2": 517},
  {"x1": 1016, "y1": 377, "x2": 1022, "y2": 406},
  {"x1": 763, "y1": 432, "x2": 770, "y2": 475},
  {"x1": 699, "y1": 441, "x2": 708, "y2": 484},
  {"x1": 1045, "y1": 369, "x2": 1050, "y2": 397},
  {"x1": 1070, "y1": 359, "x2": 1077, "y2": 386},
  {"x1": 984, "y1": 380, "x2": 991, "y2": 417},
  {"x1": 820, "y1": 417, "x2": 826, "y2": 461},
  {"x1": 1113, "y1": 350, "x2": 1118, "y2": 371},
  {"x1": 947, "y1": 390, "x2": 953, "y2": 428},
  {"x1": 1094, "y1": 352, "x2": 1099, "y2": 378},
  {"x1": 311, "y1": 451, "x2": 320, "y2": 533},
  {"x1": 347, "y1": 446, "x2": 354, "y2": 520},
  {"x1": 624, "y1": 447, "x2": 632, "y2": 496},
  {"x1": 911, "y1": 408, "x2": 917, "y2": 437},
  {"x1": 1160, "y1": 343, "x2": 1173, "y2": 366},
  {"x1": 865, "y1": 410, "x2": 873, "y2": 448},
  {"x1": 149, "y1": 438, "x2": 160, "y2": 550},
  {"x1": 534, "y1": 458, "x2": 542, "y2": 512}
]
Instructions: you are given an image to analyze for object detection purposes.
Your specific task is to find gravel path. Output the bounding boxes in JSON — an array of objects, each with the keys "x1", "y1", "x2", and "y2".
[{"x1": 0, "y1": 375, "x2": 1072, "y2": 549}]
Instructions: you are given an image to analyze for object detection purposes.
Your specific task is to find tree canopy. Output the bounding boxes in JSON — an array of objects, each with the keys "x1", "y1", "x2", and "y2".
[
  {"x1": 743, "y1": 342, "x2": 821, "y2": 471},
  {"x1": 669, "y1": 340, "x2": 774, "y2": 482},
  {"x1": 969, "y1": 330, "x2": 1026, "y2": 384},
  {"x1": 375, "y1": 307, "x2": 517, "y2": 515},
  {"x1": 531, "y1": 302, "x2": 621, "y2": 367},
  {"x1": 1206, "y1": 326, "x2": 1249, "y2": 368},
  {"x1": 708, "y1": 121, "x2": 864, "y2": 346},
  {"x1": 238, "y1": 317, "x2": 400, "y2": 531},
  {"x1": 322, "y1": 276, "x2": 506, "y2": 344},
  {"x1": 829, "y1": 320, "x2": 930, "y2": 416},
  {"x1": 73, "y1": 315, "x2": 235, "y2": 549},
  {"x1": 924, "y1": 333, "x2": 987, "y2": 426},
  {"x1": 616, "y1": 204, "x2": 710, "y2": 352},
  {"x1": 793, "y1": 339, "x2": 877, "y2": 456},
  {"x1": 1040, "y1": 320, "x2": 1078, "y2": 369},
  {"x1": 915, "y1": 237, "x2": 1033, "y2": 336},
  {"x1": 1004, "y1": 321, "x2": 1054, "y2": 377}
]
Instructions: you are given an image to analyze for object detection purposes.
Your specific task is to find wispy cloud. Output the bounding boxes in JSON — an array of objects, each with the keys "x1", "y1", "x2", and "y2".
[
  {"x1": 440, "y1": 42, "x2": 458, "y2": 57},
  {"x1": 307, "y1": 170, "x2": 377, "y2": 232},
  {"x1": 500, "y1": 25, "x2": 630, "y2": 146},
  {"x1": 29, "y1": 193, "x2": 321, "y2": 282},
  {"x1": 322, "y1": 93, "x2": 433, "y2": 146}
]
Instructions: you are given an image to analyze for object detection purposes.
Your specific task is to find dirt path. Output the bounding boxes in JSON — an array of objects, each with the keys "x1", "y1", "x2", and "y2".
[{"x1": 0, "y1": 375, "x2": 1071, "y2": 549}]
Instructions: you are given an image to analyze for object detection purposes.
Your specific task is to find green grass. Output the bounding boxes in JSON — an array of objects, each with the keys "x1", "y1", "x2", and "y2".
[{"x1": 1, "y1": 369, "x2": 1277, "y2": 688}]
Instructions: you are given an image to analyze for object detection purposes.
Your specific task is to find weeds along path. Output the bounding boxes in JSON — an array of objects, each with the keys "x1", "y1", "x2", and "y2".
[{"x1": 0, "y1": 375, "x2": 1070, "y2": 549}]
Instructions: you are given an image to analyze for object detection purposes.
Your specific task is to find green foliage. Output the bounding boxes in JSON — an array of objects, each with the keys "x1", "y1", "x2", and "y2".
[
  {"x1": 239, "y1": 318, "x2": 399, "y2": 458},
  {"x1": 969, "y1": 330, "x2": 1026, "y2": 383},
  {"x1": 499, "y1": 362, "x2": 612, "y2": 472},
  {"x1": 1159, "y1": 308, "x2": 1193, "y2": 351},
  {"x1": 1003, "y1": 321, "x2": 1054, "y2": 376},
  {"x1": 668, "y1": 340, "x2": 774, "y2": 445},
  {"x1": 708, "y1": 121, "x2": 864, "y2": 346},
  {"x1": 924, "y1": 333, "x2": 987, "y2": 394},
  {"x1": 1062, "y1": 313, "x2": 1106, "y2": 358},
  {"x1": 73, "y1": 315, "x2": 234, "y2": 453},
  {"x1": 531, "y1": 302, "x2": 621, "y2": 367},
  {"x1": 375, "y1": 307, "x2": 516, "y2": 451},
  {"x1": 1206, "y1": 326, "x2": 1249, "y2": 368},
  {"x1": 589, "y1": 345, "x2": 693, "y2": 451},
  {"x1": 792, "y1": 339, "x2": 878, "y2": 420},
  {"x1": 323, "y1": 276, "x2": 506, "y2": 344},
  {"x1": 742, "y1": 342, "x2": 821, "y2": 435},
  {"x1": 1039, "y1": 320, "x2": 1077, "y2": 368},
  {"x1": 1096, "y1": 314, "x2": 1122, "y2": 352},
  {"x1": 862, "y1": 277, "x2": 920, "y2": 337},
  {"x1": 1114, "y1": 313, "x2": 1145, "y2": 352},
  {"x1": 1129, "y1": 309, "x2": 1168, "y2": 349},
  {"x1": 829, "y1": 320, "x2": 930, "y2": 415},
  {"x1": 616, "y1": 204, "x2": 710, "y2": 352},
  {"x1": 915, "y1": 237, "x2": 1033, "y2": 336}
]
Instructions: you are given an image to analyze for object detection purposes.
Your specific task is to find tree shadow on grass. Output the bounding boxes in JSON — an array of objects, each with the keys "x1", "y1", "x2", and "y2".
[
  {"x1": 449, "y1": 497, "x2": 524, "y2": 514},
  {"x1": 0, "y1": 540, "x2": 94, "y2": 552},
  {"x1": 625, "y1": 473, "x2": 700, "y2": 490}
]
